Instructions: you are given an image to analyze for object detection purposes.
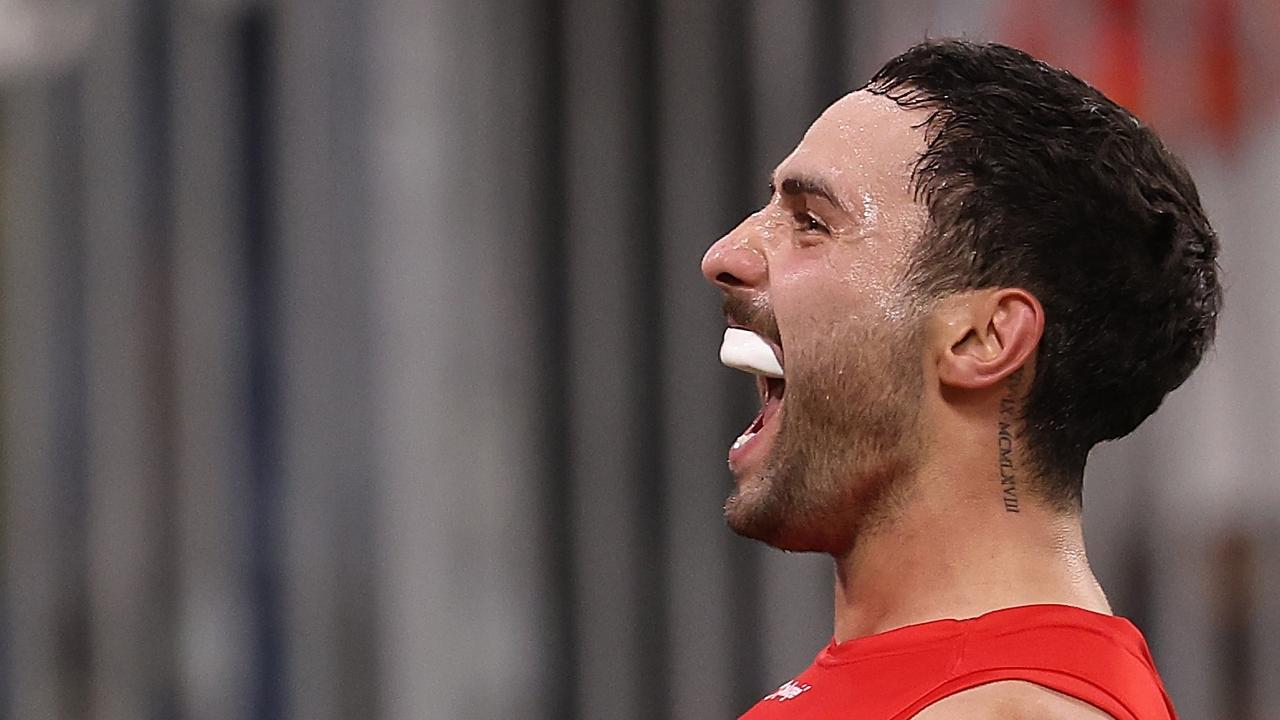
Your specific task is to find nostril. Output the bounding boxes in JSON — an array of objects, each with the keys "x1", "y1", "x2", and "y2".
[{"x1": 716, "y1": 271, "x2": 744, "y2": 288}]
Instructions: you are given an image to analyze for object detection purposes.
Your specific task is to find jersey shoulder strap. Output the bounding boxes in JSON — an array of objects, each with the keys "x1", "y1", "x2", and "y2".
[{"x1": 892, "y1": 605, "x2": 1177, "y2": 720}]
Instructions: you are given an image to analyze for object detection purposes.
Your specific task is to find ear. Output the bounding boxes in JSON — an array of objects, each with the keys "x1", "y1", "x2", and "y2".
[{"x1": 934, "y1": 288, "x2": 1043, "y2": 390}]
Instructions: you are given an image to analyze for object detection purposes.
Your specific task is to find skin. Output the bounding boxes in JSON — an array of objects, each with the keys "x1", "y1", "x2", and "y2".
[{"x1": 701, "y1": 91, "x2": 1114, "y2": 719}]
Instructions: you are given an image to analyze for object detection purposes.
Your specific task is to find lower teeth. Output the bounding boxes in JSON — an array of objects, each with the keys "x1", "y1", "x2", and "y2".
[{"x1": 732, "y1": 430, "x2": 756, "y2": 450}]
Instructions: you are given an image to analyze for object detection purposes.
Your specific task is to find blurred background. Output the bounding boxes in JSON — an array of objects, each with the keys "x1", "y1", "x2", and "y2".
[{"x1": 1, "y1": 0, "x2": 1278, "y2": 718}]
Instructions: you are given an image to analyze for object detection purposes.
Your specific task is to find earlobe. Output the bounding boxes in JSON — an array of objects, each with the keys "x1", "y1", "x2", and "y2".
[{"x1": 936, "y1": 289, "x2": 1043, "y2": 390}]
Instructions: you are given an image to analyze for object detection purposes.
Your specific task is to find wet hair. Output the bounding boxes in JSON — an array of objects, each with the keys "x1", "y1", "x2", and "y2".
[{"x1": 865, "y1": 39, "x2": 1221, "y2": 505}]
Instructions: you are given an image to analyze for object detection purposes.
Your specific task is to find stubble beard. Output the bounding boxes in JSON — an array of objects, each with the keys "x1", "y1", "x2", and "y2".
[{"x1": 725, "y1": 318, "x2": 924, "y2": 555}]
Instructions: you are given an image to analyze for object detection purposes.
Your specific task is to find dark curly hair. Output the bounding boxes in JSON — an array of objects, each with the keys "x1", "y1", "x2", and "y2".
[{"x1": 865, "y1": 40, "x2": 1221, "y2": 506}]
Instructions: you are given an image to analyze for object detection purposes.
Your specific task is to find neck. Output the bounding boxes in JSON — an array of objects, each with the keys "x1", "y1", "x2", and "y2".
[{"x1": 830, "y1": 466, "x2": 1110, "y2": 643}]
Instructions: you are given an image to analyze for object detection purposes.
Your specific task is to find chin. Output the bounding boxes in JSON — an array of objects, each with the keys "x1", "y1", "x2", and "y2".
[
  {"x1": 724, "y1": 433, "x2": 917, "y2": 556},
  {"x1": 723, "y1": 471, "x2": 785, "y2": 543},
  {"x1": 724, "y1": 458, "x2": 850, "y2": 554}
]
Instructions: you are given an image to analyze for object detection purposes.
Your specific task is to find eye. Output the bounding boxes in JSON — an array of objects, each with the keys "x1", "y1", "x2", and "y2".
[{"x1": 795, "y1": 212, "x2": 828, "y2": 233}]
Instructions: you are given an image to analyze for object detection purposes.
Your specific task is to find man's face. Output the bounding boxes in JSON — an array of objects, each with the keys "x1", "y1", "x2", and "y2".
[{"x1": 701, "y1": 91, "x2": 932, "y2": 554}]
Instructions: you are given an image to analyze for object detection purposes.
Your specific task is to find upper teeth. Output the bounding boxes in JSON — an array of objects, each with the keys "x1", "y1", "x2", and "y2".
[{"x1": 720, "y1": 328, "x2": 784, "y2": 378}]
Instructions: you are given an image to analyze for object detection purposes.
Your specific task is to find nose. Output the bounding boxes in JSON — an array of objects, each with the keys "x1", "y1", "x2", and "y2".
[{"x1": 701, "y1": 214, "x2": 768, "y2": 292}]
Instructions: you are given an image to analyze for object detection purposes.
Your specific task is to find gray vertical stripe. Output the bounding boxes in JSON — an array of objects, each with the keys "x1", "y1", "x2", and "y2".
[
  {"x1": 2, "y1": 77, "x2": 91, "y2": 720},
  {"x1": 80, "y1": 0, "x2": 177, "y2": 716},
  {"x1": 168, "y1": 3, "x2": 256, "y2": 719},
  {"x1": 562, "y1": 2, "x2": 650, "y2": 716},
  {"x1": 274, "y1": 0, "x2": 379, "y2": 716}
]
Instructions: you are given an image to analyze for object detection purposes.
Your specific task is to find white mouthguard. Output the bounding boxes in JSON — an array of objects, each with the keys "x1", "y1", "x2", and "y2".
[{"x1": 720, "y1": 327, "x2": 784, "y2": 379}]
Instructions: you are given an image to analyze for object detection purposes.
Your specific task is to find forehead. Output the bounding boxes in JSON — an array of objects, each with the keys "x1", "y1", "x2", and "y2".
[{"x1": 774, "y1": 90, "x2": 927, "y2": 208}]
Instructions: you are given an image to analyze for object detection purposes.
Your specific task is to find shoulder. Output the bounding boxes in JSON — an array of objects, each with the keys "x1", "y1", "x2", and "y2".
[{"x1": 910, "y1": 680, "x2": 1116, "y2": 720}]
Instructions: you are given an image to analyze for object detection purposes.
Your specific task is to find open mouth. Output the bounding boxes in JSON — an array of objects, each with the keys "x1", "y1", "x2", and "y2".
[
  {"x1": 731, "y1": 376, "x2": 785, "y2": 451},
  {"x1": 720, "y1": 327, "x2": 786, "y2": 471}
]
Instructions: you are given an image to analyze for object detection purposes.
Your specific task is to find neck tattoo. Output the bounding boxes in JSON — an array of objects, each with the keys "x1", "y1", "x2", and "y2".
[{"x1": 997, "y1": 368, "x2": 1025, "y2": 513}]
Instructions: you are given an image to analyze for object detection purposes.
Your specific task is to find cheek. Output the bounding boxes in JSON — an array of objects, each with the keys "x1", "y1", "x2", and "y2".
[
  {"x1": 768, "y1": 221, "x2": 918, "y2": 343},
  {"x1": 834, "y1": 240, "x2": 916, "y2": 323},
  {"x1": 771, "y1": 269, "x2": 866, "y2": 352}
]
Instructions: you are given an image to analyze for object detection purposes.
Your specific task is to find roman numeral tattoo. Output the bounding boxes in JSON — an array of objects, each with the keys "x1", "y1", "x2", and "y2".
[{"x1": 997, "y1": 368, "x2": 1025, "y2": 513}]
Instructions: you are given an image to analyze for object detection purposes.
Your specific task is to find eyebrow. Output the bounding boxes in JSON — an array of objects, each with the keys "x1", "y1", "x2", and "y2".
[{"x1": 770, "y1": 174, "x2": 850, "y2": 213}]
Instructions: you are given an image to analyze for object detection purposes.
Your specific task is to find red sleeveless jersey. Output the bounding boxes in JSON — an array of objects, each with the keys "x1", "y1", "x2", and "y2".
[{"x1": 739, "y1": 604, "x2": 1176, "y2": 719}]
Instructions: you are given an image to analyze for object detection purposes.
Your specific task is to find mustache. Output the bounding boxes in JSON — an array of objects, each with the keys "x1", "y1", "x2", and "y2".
[{"x1": 722, "y1": 295, "x2": 781, "y2": 347}]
